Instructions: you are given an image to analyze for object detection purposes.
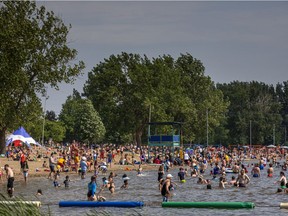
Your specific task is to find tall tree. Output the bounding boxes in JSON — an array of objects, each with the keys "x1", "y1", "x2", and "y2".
[
  {"x1": 217, "y1": 81, "x2": 282, "y2": 145},
  {"x1": 84, "y1": 52, "x2": 228, "y2": 146},
  {"x1": 0, "y1": 1, "x2": 84, "y2": 153},
  {"x1": 59, "y1": 90, "x2": 106, "y2": 143}
]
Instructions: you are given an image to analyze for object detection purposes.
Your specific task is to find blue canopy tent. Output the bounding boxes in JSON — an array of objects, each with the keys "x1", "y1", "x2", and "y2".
[{"x1": 6, "y1": 126, "x2": 40, "y2": 148}]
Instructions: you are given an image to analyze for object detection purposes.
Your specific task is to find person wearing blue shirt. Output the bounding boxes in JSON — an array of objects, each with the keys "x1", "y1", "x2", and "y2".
[{"x1": 87, "y1": 176, "x2": 97, "y2": 201}]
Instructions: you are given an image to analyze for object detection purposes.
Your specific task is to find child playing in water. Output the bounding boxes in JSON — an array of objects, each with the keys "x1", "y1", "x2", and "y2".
[
  {"x1": 53, "y1": 170, "x2": 61, "y2": 187},
  {"x1": 36, "y1": 189, "x2": 43, "y2": 196},
  {"x1": 63, "y1": 175, "x2": 70, "y2": 188},
  {"x1": 137, "y1": 164, "x2": 143, "y2": 176}
]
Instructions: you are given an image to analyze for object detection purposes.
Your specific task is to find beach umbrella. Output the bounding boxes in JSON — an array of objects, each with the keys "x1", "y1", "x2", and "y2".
[
  {"x1": 267, "y1": 145, "x2": 276, "y2": 148},
  {"x1": 280, "y1": 146, "x2": 288, "y2": 149}
]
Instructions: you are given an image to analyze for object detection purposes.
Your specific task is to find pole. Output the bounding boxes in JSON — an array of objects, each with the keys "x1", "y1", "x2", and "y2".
[
  {"x1": 273, "y1": 124, "x2": 275, "y2": 145},
  {"x1": 148, "y1": 104, "x2": 151, "y2": 161},
  {"x1": 42, "y1": 91, "x2": 48, "y2": 146},
  {"x1": 285, "y1": 126, "x2": 287, "y2": 145},
  {"x1": 250, "y1": 120, "x2": 252, "y2": 149},
  {"x1": 206, "y1": 109, "x2": 209, "y2": 148}
]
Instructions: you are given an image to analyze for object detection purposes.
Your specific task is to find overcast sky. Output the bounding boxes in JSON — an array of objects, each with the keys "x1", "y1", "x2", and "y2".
[{"x1": 38, "y1": 1, "x2": 288, "y2": 115}]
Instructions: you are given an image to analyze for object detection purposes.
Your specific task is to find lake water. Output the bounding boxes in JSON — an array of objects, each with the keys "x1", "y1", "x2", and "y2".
[{"x1": 1, "y1": 164, "x2": 288, "y2": 216}]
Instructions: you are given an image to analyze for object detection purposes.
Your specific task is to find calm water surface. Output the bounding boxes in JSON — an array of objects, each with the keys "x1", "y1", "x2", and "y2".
[{"x1": 1, "y1": 165, "x2": 288, "y2": 216}]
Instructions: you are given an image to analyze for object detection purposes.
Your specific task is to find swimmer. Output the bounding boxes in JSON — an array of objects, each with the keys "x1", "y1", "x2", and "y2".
[
  {"x1": 251, "y1": 164, "x2": 261, "y2": 177},
  {"x1": 267, "y1": 164, "x2": 273, "y2": 177},
  {"x1": 36, "y1": 189, "x2": 43, "y2": 196},
  {"x1": 4, "y1": 164, "x2": 14, "y2": 197},
  {"x1": 63, "y1": 175, "x2": 70, "y2": 188},
  {"x1": 87, "y1": 176, "x2": 97, "y2": 201},
  {"x1": 53, "y1": 170, "x2": 61, "y2": 187},
  {"x1": 219, "y1": 176, "x2": 227, "y2": 189},
  {"x1": 158, "y1": 164, "x2": 165, "y2": 182},
  {"x1": 161, "y1": 174, "x2": 173, "y2": 202},
  {"x1": 191, "y1": 169, "x2": 198, "y2": 178},
  {"x1": 197, "y1": 176, "x2": 208, "y2": 184},
  {"x1": 229, "y1": 176, "x2": 237, "y2": 185},
  {"x1": 275, "y1": 171, "x2": 287, "y2": 187},
  {"x1": 137, "y1": 164, "x2": 143, "y2": 176},
  {"x1": 178, "y1": 167, "x2": 186, "y2": 183},
  {"x1": 236, "y1": 169, "x2": 250, "y2": 187},
  {"x1": 108, "y1": 172, "x2": 116, "y2": 193},
  {"x1": 121, "y1": 174, "x2": 130, "y2": 189},
  {"x1": 207, "y1": 184, "x2": 212, "y2": 189}
]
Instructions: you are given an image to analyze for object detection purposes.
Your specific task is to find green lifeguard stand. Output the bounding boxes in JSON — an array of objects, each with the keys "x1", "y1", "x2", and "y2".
[{"x1": 147, "y1": 122, "x2": 182, "y2": 160}]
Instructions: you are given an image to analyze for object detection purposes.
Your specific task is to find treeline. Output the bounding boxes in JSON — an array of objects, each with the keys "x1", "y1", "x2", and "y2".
[
  {"x1": 1, "y1": 2, "x2": 287, "y2": 153},
  {"x1": 81, "y1": 52, "x2": 288, "y2": 146}
]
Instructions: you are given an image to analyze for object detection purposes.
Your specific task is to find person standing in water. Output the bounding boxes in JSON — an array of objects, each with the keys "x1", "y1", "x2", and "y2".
[
  {"x1": 4, "y1": 164, "x2": 14, "y2": 197},
  {"x1": 158, "y1": 164, "x2": 165, "y2": 182},
  {"x1": 267, "y1": 163, "x2": 274, "y2": 177},
  {"x1": 161, "y1": 174, "x2": 173, "y2": 202},
  {"x1": 178, "y1": 167, "x2": 186, "y2": 183},
  {"x1": 22, "y1": 160, "x2": 29, "y2": 182},
  {"x1": 87, "y1": 176, "x2": 97, "y2": 201},
  {"x1": 236, "y1": 169, "x2": 250, "y2": 187},
  {"x1": 251, "y1": 163, "x2": 261, "y2": 177}
]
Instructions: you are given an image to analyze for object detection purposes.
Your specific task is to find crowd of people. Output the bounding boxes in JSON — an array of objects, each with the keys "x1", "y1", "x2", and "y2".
[{"x1": 2, "y1": 142, "x2": 288, "y2": 202}]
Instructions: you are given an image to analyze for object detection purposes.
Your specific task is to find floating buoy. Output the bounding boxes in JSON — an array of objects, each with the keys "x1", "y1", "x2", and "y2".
[
  {"x1": 280, "y1": 203, "x2": 288, "y2": 209},
  {"x1": 162, "y1": 202, "x2": 255, "y2": 209},
  {"x1": 59, "y1": 201, "x2": 144, "y2": 208},
  {"x1": 0, "y1": 201, "x2": 41, "y2": 207}
]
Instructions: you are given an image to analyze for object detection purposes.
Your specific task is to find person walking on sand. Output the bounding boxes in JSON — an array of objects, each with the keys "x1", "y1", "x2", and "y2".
[{"x1": 4, "y1": 164, "x2": 14, "y2": 197}]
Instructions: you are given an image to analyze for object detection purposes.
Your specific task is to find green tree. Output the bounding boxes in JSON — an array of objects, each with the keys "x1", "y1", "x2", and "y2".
[
  {"x1": 59, "y1": 90, "x2": 106, "y2": 143},
  {"x1": 84, "y1": 52, "x2": 228, "y2": 146},
  {"x1": 44, "y1": 120, "x2": 66, "y2": 143},
  {"x1": 0, "y1": 1, "x2": 84, "y2": 153},
  {"x1": 217, "y1": 81, "x2": 282, "y2": 145}
]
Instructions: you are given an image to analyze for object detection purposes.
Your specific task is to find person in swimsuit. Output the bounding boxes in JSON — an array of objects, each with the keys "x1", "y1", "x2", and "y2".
[
  {"x1": 48, "y1": 153, "x2": 56, "y2": 179},
  {"x1": 267, "y1": 163, "x2": 273, "y2": 177},
  {"x1": 251, "y1": 163, "x2": 261, "y2": 177},
  {"x1": 158, "y1": 165, "x2": 165, "y2": 182},
  {"x1": 275, "y1": 171, "x2": 287, "y2": 187},
  {"x1": 161, "y1": 174, "x2": 173, "y2": 202},
  {"x1": 108, "y1": 172, "x2": 116, "y2": 193},
  {"x1": 236, "y1": 169, "x2": 250, "y2": 187},
  {"x1": 4, "y1": 164, "x2": 14, "y2": 197}
]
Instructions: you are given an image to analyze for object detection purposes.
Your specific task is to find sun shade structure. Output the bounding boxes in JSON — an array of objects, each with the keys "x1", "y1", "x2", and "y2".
[{"x1": 5, "y1": 126, "x2": 39, "y2": 148}]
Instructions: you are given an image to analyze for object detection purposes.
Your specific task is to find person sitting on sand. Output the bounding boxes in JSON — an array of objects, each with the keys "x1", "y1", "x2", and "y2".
[{"x1": 42, "y1": 161, "x2": 48, "y2": 168}]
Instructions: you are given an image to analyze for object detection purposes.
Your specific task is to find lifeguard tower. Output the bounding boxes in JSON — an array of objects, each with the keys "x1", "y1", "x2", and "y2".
[{"x1": 147, "y1": 122, "x2": 182, "y2": 160}]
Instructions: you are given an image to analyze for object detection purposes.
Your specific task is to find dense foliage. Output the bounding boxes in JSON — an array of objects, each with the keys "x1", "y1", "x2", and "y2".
[
  {"x1": 0, "y1": 1, "x2": 84, "y2": 152},
  {"x1": 59, "y1": 90, "x2": 106, "y2": 144},
  {"x1": 84, "y1": 52, "x2": 228, "y2": 146}
]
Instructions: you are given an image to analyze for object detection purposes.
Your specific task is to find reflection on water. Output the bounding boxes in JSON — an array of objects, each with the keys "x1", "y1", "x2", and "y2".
[{"x1": 1, "y1": 165, "x2": 288, "y2": 216}]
